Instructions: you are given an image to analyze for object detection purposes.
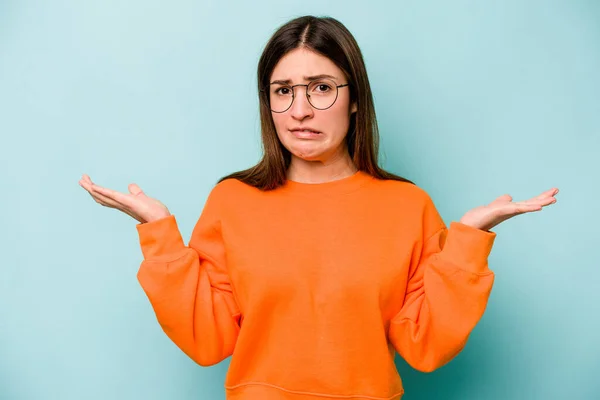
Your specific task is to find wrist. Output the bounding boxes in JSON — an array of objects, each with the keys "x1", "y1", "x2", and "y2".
[{"x1": 146, "y1": 213, "x2": 172, "y2": 223}]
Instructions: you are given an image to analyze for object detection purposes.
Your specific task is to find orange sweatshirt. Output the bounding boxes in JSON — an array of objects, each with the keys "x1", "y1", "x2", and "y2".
[{"x1": 136, "y1": 170, "x2": 496, "y2": 400}]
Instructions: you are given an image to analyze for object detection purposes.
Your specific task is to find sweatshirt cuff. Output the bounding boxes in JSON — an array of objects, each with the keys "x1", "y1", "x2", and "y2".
[
  {"x1": 438, "y1": 221, "x2": 497, "y2": 274},
  {"x1": 136, "y1": 214, "x2": 186, "y2": 260}
]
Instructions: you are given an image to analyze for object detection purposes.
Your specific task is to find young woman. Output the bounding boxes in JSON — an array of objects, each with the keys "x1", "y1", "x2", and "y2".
[{"x1": 79, "y1": 15, "x2": 558, "y2": 400}]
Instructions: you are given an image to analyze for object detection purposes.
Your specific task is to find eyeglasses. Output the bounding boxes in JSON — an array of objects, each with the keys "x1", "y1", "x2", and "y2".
[{"x1": 264, "y1": 78, "x2": 350, "y2": 113}]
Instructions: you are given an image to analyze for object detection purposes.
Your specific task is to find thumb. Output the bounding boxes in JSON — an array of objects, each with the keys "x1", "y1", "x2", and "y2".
[
  {"x1": 128, "y1": 183, "x2": 144, "y2": 196},
  {"x1": 491, "y1": 194, "x2": 512, "y2": 203}
]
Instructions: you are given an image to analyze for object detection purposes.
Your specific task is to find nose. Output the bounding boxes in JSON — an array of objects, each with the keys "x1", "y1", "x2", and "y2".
[{"x1": 289, "y1": 86, "x2": 314, "y2": 120}]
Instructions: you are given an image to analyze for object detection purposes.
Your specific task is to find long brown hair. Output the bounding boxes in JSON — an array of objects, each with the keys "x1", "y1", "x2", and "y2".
[{"x1": 218, "y1": 15, "x2": 413, "y2": 191}]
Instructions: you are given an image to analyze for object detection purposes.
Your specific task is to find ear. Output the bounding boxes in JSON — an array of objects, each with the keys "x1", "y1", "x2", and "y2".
[{"x1": 350, "y1": 102, "x2": 357, "y2": 114}]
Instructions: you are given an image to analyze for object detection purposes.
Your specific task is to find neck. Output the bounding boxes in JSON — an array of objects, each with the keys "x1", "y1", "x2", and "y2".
[{"x1": 286, "y1": 152, "x2": 357, "y2": 184}]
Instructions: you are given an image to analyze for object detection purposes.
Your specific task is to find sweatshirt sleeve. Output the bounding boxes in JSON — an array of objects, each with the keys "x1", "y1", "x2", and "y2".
[
  {"x1": 135, "y1": 185, "x2": 241, "y2": 367},
  {"x1": 389, "y1": 192, "x2": 496, "y2": 372}
]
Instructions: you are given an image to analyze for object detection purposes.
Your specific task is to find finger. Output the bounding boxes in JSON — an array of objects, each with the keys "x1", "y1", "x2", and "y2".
[
  {"x1": 489, "y1": 194, "x2": 512, "y2": 206},
  {"x1": 81, "y1": 179, "x2": 127, "y2": 206},
  {"x1": 520, "y1": 195, "x2": 557, "y2": 207},
  {"x1": 504, "y1": 202, "x2": 543, "y2": 215},
  {"x1": 87, "y1": 186, "x2": 144, "y2": 219},
  {"x1": 91, "y1": 184, "x2": 135, "y2": 208},
  {"x1": 81, "y1": 179, "x2": 105, "y2": 202},
  {"x1": 79, "y1": 178, "x2": 93, "y2": 192},
  {"x1": 128, "y1": 183, "x2": 144, "y2": 196},
  {"x1": 88, "y1": 189, "x2": 121, "y2": 208},
  {"x1": 85, "y1": 182, "x2": 127, "y2": 208},
  {"x1": 514, "y1": 197, "x2": 556, "y2": 211},
  {"x1": 87, "y1": 186, "x2": 145, "y2": 220},
  {"x1": 79, "y1": 176, "x2": 94, "y2": 190},
  {"x1": 79, "y1": 177, "x2": 144, "y2": 221},
  {"x1": 90, "y1": 192, "x2": 144, "y2": 222},
  {"x1": 540, "y1": 196, "x2": 557, "y2": 206},
  {"x1": 533, "y1": 188, "x2": 559, "y2": 201}
]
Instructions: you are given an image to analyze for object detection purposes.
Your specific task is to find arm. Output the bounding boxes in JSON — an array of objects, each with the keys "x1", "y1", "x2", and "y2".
[
  {"x1": 136, "y1": 186, "x2": 240, "y2": 366},
  {"x1": 389, "y1": 195, "x2": 496, "y2": 372}
]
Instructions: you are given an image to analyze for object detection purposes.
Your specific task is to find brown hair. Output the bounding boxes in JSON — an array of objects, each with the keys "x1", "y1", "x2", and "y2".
[{"x1": 218, "y1": 15, "x2": 413, "y2": 190}]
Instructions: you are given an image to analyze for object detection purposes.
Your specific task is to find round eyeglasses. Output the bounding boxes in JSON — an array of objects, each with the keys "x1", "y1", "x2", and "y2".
[{"x1": 265, "y1": 78, "x2": 350, "y2": 113}]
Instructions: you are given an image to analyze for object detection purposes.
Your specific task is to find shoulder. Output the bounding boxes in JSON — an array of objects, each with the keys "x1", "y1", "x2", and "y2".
[
  {"x1": 370, "y1": 177, "x2": 444, "y2": 226},
  {"x1": 213, "y1": 177, "x2": 263, "y2": 196},
  {"x1": 371, "y1": 177, "x2": 435, "y2": 208},
  {"x1": 366, "y1": 177, "x2": 446, "y2": 234},
  {"x1": 205, "y1": 177, "x2": 261, "y2": 209}
]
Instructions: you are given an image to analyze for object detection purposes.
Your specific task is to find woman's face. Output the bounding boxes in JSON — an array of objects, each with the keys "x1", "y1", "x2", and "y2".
[{"x1": 269, "y1": 47, "x2": 356, "y2": 163}]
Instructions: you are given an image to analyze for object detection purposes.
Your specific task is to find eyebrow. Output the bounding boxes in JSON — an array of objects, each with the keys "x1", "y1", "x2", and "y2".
[{"x1": 269, "y1": 74, "x2": 339, "y2": 85}]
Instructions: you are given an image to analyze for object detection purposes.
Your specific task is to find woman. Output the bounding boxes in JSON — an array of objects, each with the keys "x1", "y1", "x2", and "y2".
[{"x1": 79, "y1": 15, "x2": 558, "y2": 400}]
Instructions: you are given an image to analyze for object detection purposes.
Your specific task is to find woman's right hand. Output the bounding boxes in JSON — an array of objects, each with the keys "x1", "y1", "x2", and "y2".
[{"x1": 79, "y1": 174, "x2": 171, "y2": 224}]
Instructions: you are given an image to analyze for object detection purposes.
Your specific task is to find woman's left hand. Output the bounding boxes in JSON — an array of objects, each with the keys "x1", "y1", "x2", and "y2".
[{"x1": 459, "y1": 188, "x2": 559, "y2": 231}]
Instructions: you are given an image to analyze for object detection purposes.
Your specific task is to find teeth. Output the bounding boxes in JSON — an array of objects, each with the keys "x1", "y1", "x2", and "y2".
[{"x1": 292, "y1": 129, "x2": 320, "y2": 134}]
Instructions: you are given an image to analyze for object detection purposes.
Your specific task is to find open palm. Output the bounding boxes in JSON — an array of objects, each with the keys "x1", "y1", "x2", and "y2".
[
  {"x1": 460, "y1": 188, "x2": 559, "y2": 231},
  {"x1": 79, "y1": 174, "x2": 171, "y2": 224}
]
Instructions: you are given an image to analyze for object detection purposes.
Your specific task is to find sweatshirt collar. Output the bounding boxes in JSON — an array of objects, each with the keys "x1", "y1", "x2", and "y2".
[{"x1": 281, "y1": 170, "x2": 373, "y2": 196}]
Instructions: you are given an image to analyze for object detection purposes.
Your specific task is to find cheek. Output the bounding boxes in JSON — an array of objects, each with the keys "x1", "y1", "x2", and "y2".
[
  {"x1": 271, "y1": 115, "x2": 287, "y2": 137},
  {"x1": 272, "y1": 114, "x2": 284, "y2": 127},
  {"x1": 324, "y1": 104, "x2": 352, "y2": 132}
]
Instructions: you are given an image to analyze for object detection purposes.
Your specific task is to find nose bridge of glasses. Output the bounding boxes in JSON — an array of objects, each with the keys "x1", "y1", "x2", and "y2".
[
  {"x1": 290, "y1": 83, "x2": 311, "y2": 98},
  {"x1": 288, "y1": 84, "x2": 313, "y2": 112}
]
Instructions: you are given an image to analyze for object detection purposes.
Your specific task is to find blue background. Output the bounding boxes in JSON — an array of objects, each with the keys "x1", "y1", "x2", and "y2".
[{"x1": 1, "y1": 0, "x2": 598, "y2": 399}]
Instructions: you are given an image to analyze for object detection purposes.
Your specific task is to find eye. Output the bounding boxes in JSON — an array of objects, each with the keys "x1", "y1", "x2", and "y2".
[
  {"x1": 309, "y1": 80, "x2": 333, "y2": 94},
  {"x1": 274, "y1": 86, "x2": 293, "y2": 96}
]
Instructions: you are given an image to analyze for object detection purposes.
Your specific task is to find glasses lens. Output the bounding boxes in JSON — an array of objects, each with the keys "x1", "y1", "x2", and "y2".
[
  {"x1": 269, "y1": 84, "x2": 293, "y2": 113},
  {"x1": 307, "y1": 79, "x2": 338, "y2": 110}
]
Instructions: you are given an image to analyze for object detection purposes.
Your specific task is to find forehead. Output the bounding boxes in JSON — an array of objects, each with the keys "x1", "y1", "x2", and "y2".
[{"x1": 270, "y1": 47, "x2": 343, "y2": 82}]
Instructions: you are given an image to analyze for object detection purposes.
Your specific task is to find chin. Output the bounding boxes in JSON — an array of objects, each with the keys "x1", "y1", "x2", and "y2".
[{"x1": 289, "y1": 145, "x2": 322, "y2": 159}]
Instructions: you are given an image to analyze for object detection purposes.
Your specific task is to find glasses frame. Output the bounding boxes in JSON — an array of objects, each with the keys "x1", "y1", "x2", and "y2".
[{"x1": 262, "y1": 79, "x2": 351, "y2": 113}]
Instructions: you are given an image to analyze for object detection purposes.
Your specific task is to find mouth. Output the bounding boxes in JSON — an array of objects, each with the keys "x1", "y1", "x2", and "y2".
[{"x1": 290, "y1": 129, "x2": 322, "y2": 139}]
